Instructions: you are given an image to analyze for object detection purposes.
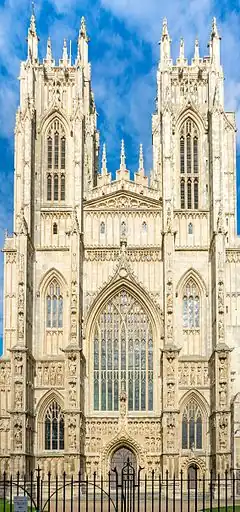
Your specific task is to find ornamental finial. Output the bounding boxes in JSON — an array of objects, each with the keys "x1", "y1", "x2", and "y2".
[{"x1": 120, "y1": 139, "x2": 126, "y2": 170}]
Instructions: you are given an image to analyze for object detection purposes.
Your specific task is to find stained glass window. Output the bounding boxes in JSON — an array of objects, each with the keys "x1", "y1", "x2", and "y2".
[
  {"x1": 93, "y1": 290, "x2": 153, "y2": 412},
  {"x1": 45, "y1": 401, "x2": 64, "y2": 450},
  {"x1": 182, "y1": 400, "x2": 203, "y2": 450},
  {"x1": 46, "y1": 119, "x2": 66, "y2": 202},
  {"x1": 183, "y1": 280, "x2": 200, "y2": 329},
  {"x1": 179, "y1": 118, "x2": 199, "y2": 210},
  {"x1": 46, "y1": 280, "x2": 63, "y2": 330}
]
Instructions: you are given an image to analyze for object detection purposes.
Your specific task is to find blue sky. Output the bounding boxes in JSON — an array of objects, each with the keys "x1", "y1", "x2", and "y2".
[{"x1": 0, "y1": 0, "x2": 240, "y2": 354}]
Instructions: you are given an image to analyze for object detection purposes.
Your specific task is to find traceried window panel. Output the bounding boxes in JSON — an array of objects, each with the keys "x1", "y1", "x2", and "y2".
[
  {"x1": 183, "y1": 279, "x2": 200, "y2": 330},
  {"x1": 46, "y1": 119, "x2": 66, "y2": 203},
  {"x1": 93, "y1": 290, "x2": 154, "y2": 412},
  {"x1": 179, "y1": 118, "x2": 199, "y2": 210},
  {"x1": 46, "y1": 280, "x2": 63, "y2": 329},
  {"x1": 44, "y1": 401, "x2": 64, "y2": 450},
  {"x1": 182, "y1": 400, "x2": 203, "y2": 450}
]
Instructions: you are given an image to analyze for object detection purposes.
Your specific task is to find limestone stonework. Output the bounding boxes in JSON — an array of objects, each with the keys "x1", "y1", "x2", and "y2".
[{"x1": 0, "y1": 14, "x2": 240, "y2": 479}]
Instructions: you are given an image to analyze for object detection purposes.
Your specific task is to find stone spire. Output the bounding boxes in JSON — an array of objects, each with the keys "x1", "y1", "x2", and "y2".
[
  {"x1": 27, "y1": 2, "x2": 38, "y2": 62},
  {"x1": 193, "y1": 39, "x2": 200, "y2": 63},
  {"x1": 76, "y1": 16, "x2": 89, "y2": 67},
  {"x1": 97, "y1": 143, "x2": 111, "y2": 186},
  {"x1": 60, "y1": 39, "x2": 69, "y2": 67},
  {"x1": 134, "y1": 144, "x2": 148, "y2": 186},
  {"x1": 101, "y1": 143, "x2": 108, "y2": 174},
  {"x1": 139, "y1": 143, "x2": 144, "y2": 172},
  {"x1": 210, "y1": 17, "x2": 221, "y2": 67},
  {"x1": 177, "y1": 37, "x2": 187, "y2": 66},
  {"x1": 44, "y1": 37, "x2": 54, "y2": 66},
  {"x1": 120, "y1": 139, "x2": 126, "y2": 170},
  {"x1": 160, "y1": 18, "x2": 171, "y2": 67}
]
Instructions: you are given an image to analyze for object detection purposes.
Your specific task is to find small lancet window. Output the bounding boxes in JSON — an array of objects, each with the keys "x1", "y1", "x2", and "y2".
[
  {"x1": 182, "y1": 400, "x2": 203, "y2": 450},
  {"x1": 188, "y1": 223, "x2": 193, "y2": 235},
  {"x1": 53, "y1": 223, "x2": 58, "y2": 235},
  {"x1": 142, "y1": 221, "x2": 147, "y2": 232},
  {"x1": 46, "y1": 119, "x2": 66, "y2": 202},
  {"x1": 182, "y1": 279, "x2": 200, "y2": 329},
  {"x1": 45, "y1": 401, "x2": 64, "y2": 451},
  {"x1": 100, "y1": 221, "x2": 105, "y2": 234},
  {"x1": 179, "y1": 118, "x2": 199, "y2": 210},
  {"x1": 46, "y1": 279, "x2": 63, "y2": 329}
]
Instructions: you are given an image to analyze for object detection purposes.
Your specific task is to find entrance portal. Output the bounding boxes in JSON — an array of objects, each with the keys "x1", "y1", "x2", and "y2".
[
  {"x1": 188, "y1": 464, "x2": 198, "y2": 489},
  {"x1": 111, "y1": 447, "x2": 137, "y2": 483}
]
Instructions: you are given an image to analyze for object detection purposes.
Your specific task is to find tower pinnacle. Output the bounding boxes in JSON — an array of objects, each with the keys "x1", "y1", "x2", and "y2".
[
  {"x1": 76, "y1": 16, "x2": 89, "y2": 67},
  {"x1": 139, "y1": 143, "x2": 144, "y2": 172},
  {"x1": 101, "y1": 143, "x2": 108, "y2": 175},
  {"x1": 120, "y1": 140, "x2": 126, "y2": 170},
  {"x1": 44, "y1": 37, "x2": 54, "y2": 66},
  {"x1": 160, "y1": 17, "x2": 171, "y2": 67},
  {"x1": 27, "y1": 3, "x2": 38, "y2": 62},
  {"x1": 210, "y1": 17, "x2": 221, "y2": 67},
  {"x1": 193, "y1": 39, "x2": 200, "y2": 63}
]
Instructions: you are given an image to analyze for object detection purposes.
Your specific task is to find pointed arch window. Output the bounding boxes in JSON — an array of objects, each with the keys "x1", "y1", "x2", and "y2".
[
  {"x1": 93, "y1": 290, "x2": 154, "y2": 412},
  {"x1": 45, "y1": 401, "x2": 64, "y2": 450},
  {"x1": 183, "y1": 279, "x2": 200, "y2": 329},
  {"x1": 46, "y1": 119, "x2": 66, "y2": 202},
  {"x1": 179, "y1": 118, "x2": 199, "y2": 210},
  {"x1": 46, "y1": 279, "x2": 63, "y2": 329},
  {"x1": 182, "y1": 400, "x2": 203, "y2": 450}
]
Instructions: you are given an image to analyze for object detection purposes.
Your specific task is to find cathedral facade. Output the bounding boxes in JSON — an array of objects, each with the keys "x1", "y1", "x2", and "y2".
[{"x1": 0, "y1": 13, "x2": 240, "y2": 479}]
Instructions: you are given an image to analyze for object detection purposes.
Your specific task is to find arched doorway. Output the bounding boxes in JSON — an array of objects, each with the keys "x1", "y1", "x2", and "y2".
[
  {"x1": 188, "y1": 464, "x2": 198, "y2": 489},
  {"x1": 110, "y1": 447, "x2": 137, "y2": 483}
]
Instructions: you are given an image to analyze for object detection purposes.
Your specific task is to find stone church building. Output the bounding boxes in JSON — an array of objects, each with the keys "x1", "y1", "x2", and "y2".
[{"x1": 0, "y1": 13, "x2": 240, "y2": 479}]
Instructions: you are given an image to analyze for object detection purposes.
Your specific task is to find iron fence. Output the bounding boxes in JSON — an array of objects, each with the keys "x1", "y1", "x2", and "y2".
[{"x1": 0, "y1": 462, "x2": 240, "y2": 512}]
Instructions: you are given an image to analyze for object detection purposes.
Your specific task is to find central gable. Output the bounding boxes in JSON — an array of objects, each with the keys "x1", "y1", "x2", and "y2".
[{"x1": 84, "y1": 189, "x2": 161, "y2": 212}]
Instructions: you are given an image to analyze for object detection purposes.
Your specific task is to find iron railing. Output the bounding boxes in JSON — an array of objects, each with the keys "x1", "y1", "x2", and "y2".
[{"x1": 0, "y1": 463, "x2": 240, "y2": 512}]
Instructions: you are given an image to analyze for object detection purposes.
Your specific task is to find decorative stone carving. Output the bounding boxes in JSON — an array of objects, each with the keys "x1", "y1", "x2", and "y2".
[
  {"x1": 219, "y1": 382, "x2": 227, "y2": 409},
  {"x1": 0, "y1": 362, "x2": 11, "y2": 386},
  {"x1": 14, "y1": 353, "x2": 23, "y2": 376},
  {"x1": 14, "y1": 420, "x2": 23, "y2": 450},
  {"x1": 178, "y1": 361, "x2": 209, "y2": 387},
  {"x1": 166, "y1": 277, "x2": 173, "y2": 314},
  {"x1": 37, "y1": 362, "x2": 64, "y2": 386},
  {"x1": 68, "y1": 416, "x2": 77, "y2": 450},
  {"x1": 14, "y1": 383, "x2": 23, "y2": 410},
  {"x1": 166, "y1": 353, "x2": 175, "y2": 376},
  {"x1": 166, "y1": 383, "x2": 174, "y2": 407},
  {"x1": 219, "y1": 354, "x2": 227, "y2": 380},
  {"x1": 219, "y1": 415, "x2": 228, "y2": 450},
  {"x1": 69, "y1": 382, "x2": 77, "y2": 407},
  {"x1": 68, "y1": 353, "x2": 77, "y2": 376},
  {"x1": 166, "y1": 414, "x2": 176, "y2": 450},
  {"x1": 218, "y1": 280, "x2": 224, "y2": 314},
  {"x1": 119, "y1": 391, "x2": 127, "y2": 418}
]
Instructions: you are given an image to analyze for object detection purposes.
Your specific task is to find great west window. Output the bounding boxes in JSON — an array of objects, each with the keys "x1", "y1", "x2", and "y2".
[{"x1": 93, "y1": 290, "x2": 154, "y2": 412}]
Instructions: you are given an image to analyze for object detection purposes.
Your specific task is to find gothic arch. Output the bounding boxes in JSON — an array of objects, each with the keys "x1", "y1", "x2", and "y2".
[
  {"x1": 101, "y1": 432, "x2": 145, "y2": 471},
  {"x1": 179, "y1": 389, "x2": 209, "y2": 416},
  {"x1": 36, "y1": 389, "x2": 64, "y2": 420},
  {"x1": 181, "y1": 456, "x2": 206, "y2": 475},
  {"x1": 176, "y1": 106, "x2": 205, "y2": 134},
  {"x1": 85, "y1": 278, "x2": 163, "y2": 345},
  {"x1": 38, "y1": 268, "x2": 67, "y2": 296},
  {"x1": 176, "y1": 268, "x2": 207, "y2": 298},
  {"x1": 39, "y1": 108, "x2": 71, "y2": 137}
]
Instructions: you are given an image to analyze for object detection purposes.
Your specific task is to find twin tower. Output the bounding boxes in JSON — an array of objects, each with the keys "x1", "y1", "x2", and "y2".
[{"x1": 0, "y1": 12, "x2": 240, "y2": 479}]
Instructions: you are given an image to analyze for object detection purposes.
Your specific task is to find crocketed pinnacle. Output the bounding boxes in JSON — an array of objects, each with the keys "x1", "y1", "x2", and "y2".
[
  {"x1": 101, "y1": 143, "x2": 108, "y2": 174},
  {"x1": 139, "y1": 143, "x2": 144, "y2": 171},
  {"x1": 120, "y1": 139, "x2": 126, "y2": 170}
]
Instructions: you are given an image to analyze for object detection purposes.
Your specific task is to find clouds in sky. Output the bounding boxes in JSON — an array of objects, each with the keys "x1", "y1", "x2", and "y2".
[{"x1": 0, "y1": 0, "x2": 239, "y2": 344}]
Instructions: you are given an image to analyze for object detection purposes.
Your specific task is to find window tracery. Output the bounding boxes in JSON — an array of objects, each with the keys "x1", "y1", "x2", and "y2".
[
  {"x1": 46, "y1": 119, "x2": 66, "y2": 202},
  {"x1": 46, "y1": 279, "x2": 63, "y2": 329},
  {"x1": 44, "y1": 401, "x2": 64, "y2": 450},
  {"x1": 179, "y1": 118, "x2": 199, "y2": 210},
  {"x1": 182, "y1": 400, "x2": 203, "y2": 450},
  {"x1": 183, "y1": 279, "x2": 200, "y2": 329},
  {"x1": 93, "y1": 290, "x2": 154, "y2": 412}
]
